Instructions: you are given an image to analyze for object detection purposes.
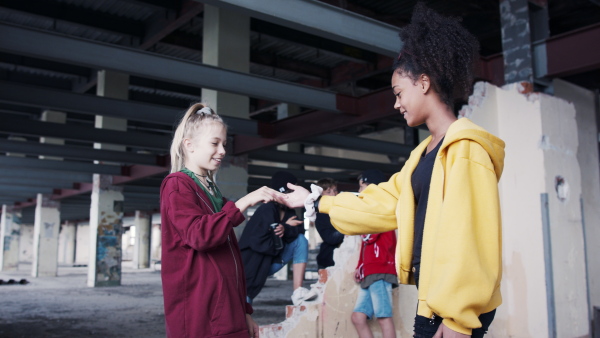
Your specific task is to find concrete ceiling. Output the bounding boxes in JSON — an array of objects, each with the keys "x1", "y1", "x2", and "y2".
[{"x1": 0, "y1": 0, "x2": 598, "y2": 223}]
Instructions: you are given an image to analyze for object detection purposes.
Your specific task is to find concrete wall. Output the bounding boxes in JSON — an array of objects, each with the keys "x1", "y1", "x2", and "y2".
[{"x1": 554, "y1": 79, "x2": 600, "y2": 319}]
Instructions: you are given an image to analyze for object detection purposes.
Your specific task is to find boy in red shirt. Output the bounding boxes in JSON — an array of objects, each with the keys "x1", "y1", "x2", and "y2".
[{"x1": 351, "y1": 170, "x2": 397, "y2": 338}]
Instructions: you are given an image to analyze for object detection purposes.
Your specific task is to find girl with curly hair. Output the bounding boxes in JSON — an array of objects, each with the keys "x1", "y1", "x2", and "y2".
[{"x1": 284, "y1": 3, "x2": 504, "y2": 337}]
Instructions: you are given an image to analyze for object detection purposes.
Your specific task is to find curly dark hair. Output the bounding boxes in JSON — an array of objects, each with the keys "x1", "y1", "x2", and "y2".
[{"x1": 392, "y1": 2, "x2": 479, "y2": 110}]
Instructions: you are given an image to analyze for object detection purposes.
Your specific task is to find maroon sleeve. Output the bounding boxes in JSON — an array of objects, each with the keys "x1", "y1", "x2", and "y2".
[{"x1": 163, "y1": 176, "x2": 245, "y2": 252}]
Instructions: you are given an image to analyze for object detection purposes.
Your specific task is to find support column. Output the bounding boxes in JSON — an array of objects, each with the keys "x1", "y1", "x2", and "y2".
[
  {"x1": 132, "y1": 211, "x2": 150, "y2": 269},
  {"x1": 150, "y1": 218, "x2": 161, "y2": 262},
  {"x1": 499, "y1": 0, "x2": 534, "y2": 84},
  {"x1": 58, "y1": 221, "x2": 76, "y2": 266},
  {"x1": 202, "y1": 5, "x2": 251, "y2": 239},
  {"x1": 87, "y1": 174, "x2": 124, "y2": 287},
  {"x1": 94, "y1": 70, "x2": 128, "y2": 153},
  {"x1": 201, "y1": 5, "x2": 250, "y2": 119},
  {"x1": 39, "y1": 110, "x2": 66, "y2": 160},
  {"x1": 0, "y1": 205, "x2": 22, "y2": 271},
  {"x1": 32, "y1": 194, "x2": 60, "y2": 277}
]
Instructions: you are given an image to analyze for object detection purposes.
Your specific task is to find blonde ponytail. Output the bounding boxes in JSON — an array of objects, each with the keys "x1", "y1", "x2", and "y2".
[{"x1": 169, "y1": 102, "x2": 226, "y2": 174}]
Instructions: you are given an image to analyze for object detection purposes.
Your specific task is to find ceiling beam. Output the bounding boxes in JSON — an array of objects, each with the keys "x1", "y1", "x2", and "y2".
[
  {"x1": 0, "y1": 0, "x2": 144, "y2": 37},
  {"x1": 0, "y1": 115, "x2": 171, "y2": 151},
  {"x1": 248, "y1": 149, "x2": 401, "y2": 173},
  {"x1": 0, "y1": 156, "x2": 122, "y2": 176},
  {"x1": 0, "y1": 81, "x2": 257, "y2": 135},
  {"x1": 140, "y1": 1, "x2": 205, "y2": 49},
  {"x1": 307, "y1": 134, "x2": 413, "y2": 157},
  {"x1": 0, "y1": 23, "x2": 338, "y2": 112},
  {"x1": 0, "y1": 139, "x2": 161, "y2": 166},
  {"x1": 234, "y1": 87, "x2": 397, "y2": 154},
  {"x1": 545, "y1": 22, "x2": 600, "y2": 77},
  {"x1": 198, "y1": 0, "x2": 400, "y2": 57}
]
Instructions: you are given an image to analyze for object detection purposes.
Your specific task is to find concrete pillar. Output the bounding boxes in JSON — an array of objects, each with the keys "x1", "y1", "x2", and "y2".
[
  {"x1": 18, "y1": 223, "x2": 34, "y2": 263},
  {"x1": 58, "y1": 221, "x2": 76, "y2": 266},
  {"x1": 0, "y1": 205, "x2": 22, "y2": 271},
  {"x1": 201, "y1": 5, "x2": 249, "y2": 119},
  {"x1": 32, "y1": 194, "x2": 60, "y2": 277},
  {"x1": 554, "y1": 79, "x2": 600, "y2": 323},
  {"x1": 39, "y1": 110, "x2": 66, "y2": 160},
  {"x1": 132, "y1": 211, "x2": 150, "y2": 269},
  {"x1": 94, "y1": 70, "x2": 128, "y2": 152},
  {"x1": 202, "y1": 5, "x2": 251, "y2": 238},
  {"x1": 87, "y1": 174, "x2": 124, "y2": 287},
  {"x1": 461, "y1": 82, "x2": 590, "y2": 337},
  {"x1": 499, "y1": 0, "x2": 534, "y2": 84},
  {"x1": 74, "y1": 222, "x2": 89, "y2": 266},
  {"x1": 150, "y1": 222, "x2": 161, "y2": 262}
]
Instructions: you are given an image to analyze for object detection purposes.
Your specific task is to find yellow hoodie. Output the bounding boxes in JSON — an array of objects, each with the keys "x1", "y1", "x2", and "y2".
[{"x1": 319, "y1": 118, "x2": 505, "y2": 335}]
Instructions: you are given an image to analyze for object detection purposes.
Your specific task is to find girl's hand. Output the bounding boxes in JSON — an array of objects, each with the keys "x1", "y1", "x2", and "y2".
[
  {"x1": 354, "y1": 269, "x2": 362, "y2": 283},
  {"x1": 432, "y1": 323, "x2": 469, "y2": 338},
  {"x1": 246, "y1": 314, "x2": 259, "y2": 338},
  {"x1": 281, "y1": 183, "x2": 310, "y2": 208},
  {"x1": 285, "y1": 216, "x2": 303, "y2": 227},
  {"x1": 235, "y1": 187, "x2": 285, "y2": 213},
  {"x1": 274, "y1": 224, "x2": 284, "y2": 237}
]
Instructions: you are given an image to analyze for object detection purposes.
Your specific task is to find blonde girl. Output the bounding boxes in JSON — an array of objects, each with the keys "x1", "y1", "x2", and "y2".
[{"x1": 160, "y1": 103, "x2": 283, "y2": 338}]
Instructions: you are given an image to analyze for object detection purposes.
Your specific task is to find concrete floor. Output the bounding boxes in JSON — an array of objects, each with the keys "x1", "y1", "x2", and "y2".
[{"x1": 0, "y1": 262, "x2": 306, "y2": 337}]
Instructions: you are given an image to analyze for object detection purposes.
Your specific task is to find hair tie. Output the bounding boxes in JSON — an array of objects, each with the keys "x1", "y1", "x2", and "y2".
[{"x1": 196, "y1": 107, "x2": 214, "y2": 115}]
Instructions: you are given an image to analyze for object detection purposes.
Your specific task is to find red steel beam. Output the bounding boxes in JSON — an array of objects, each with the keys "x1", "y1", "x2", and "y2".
[
  {"x1": 233, "y1": 88, "x2": 397, "y2": 154},
  {"x1": 546, "y1": 22, "x2": 600, "y2": 77},
  {"x1": 13, "y1": 162, "x2": 169, "y2": 209}
]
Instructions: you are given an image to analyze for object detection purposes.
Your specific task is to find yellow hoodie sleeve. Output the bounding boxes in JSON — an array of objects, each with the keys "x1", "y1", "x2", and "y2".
[
  {"x1": 319, "y1": 172, "x2": 402, "y2": 236},
  {"x1": 425, "y1": 147, "x2": 502, "y2": 334}
]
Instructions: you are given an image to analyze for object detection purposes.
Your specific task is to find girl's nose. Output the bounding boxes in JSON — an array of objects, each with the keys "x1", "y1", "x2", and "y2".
[{"x1": 394, "y1": 97, "x2": 402, "y2": 110}]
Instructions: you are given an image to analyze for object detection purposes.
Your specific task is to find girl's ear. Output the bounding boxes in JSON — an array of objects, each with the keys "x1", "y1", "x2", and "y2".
[
  {"x1": 420, "y1": 74, "x2": 431, "y2": 94},
  {"x1": 183, "y1": 138, "x2": 194, "y2": 153}
]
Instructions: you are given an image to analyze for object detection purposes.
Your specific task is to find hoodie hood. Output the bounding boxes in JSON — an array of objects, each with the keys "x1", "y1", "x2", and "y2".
[{"x1": 440, "y1": 118, "x2": 505, "y2": 180}]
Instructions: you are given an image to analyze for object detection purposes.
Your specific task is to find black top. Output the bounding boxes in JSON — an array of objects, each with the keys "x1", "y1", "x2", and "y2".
[
  {"x1": 239, "y1": 202, "x2": 302, "y2": 299},
  {"x1": 315, "y1": 213, "x2": 344, "y2": 269},
  {"x1": 410, "y1": 138, "x2": 444, "y2": 285}
]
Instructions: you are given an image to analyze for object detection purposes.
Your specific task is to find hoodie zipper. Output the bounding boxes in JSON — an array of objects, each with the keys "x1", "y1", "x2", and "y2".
[{"x1": 227, "y1": 235, "x2": 239, "y2": 290}]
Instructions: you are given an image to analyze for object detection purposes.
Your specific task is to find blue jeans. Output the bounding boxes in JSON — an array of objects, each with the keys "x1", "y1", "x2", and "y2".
[
  {"x1": 268, "y1": 234, "x2": 308, "y2": 275},
  {"x1": 353, "y1": 279, "x2": 394, "y2": 319}
]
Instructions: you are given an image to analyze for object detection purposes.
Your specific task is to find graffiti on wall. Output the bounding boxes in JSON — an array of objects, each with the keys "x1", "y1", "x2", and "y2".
[{"x1": 95, "y1": 212, "x2": 123, "y2": 285}]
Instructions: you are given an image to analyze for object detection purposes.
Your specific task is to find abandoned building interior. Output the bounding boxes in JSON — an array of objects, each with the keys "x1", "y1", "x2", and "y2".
[{"x1": 0, "y1": 0, "x2": 599, "y2": 337}]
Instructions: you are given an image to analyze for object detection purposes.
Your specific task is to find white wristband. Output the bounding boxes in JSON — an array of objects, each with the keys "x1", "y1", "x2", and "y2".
[{"x1": 303, "y1": 184, "x2": 323, "y2": 222}]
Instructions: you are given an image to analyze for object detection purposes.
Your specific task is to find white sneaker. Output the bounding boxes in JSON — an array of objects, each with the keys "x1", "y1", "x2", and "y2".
[{"x1": 291, "y1": 287, "x2": 318, "y2": 306}]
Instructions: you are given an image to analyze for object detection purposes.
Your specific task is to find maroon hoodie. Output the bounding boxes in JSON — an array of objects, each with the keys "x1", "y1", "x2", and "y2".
[{"x1": 160, "y1": 172, "x2": 252, "y2": 338}]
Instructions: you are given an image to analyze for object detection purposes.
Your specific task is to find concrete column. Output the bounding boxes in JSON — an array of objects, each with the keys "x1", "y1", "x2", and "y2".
[
  {"x1": 87, "y1": 174, "x2": 124, "y2": 287},
  {"x1": 150, "y1": 222, "x2": 161, "y2": 262},
  {"x1": 94, "y1": 70, "x2": 128, "y2": 152},
  {"x1": 32, "y1": 194, "x2": 60, "y2": 277},
  {"x1": 499, "y1": 0, "x2": 534, "y2": 84},
  {"x1": 18, "y1": 223, "x2": 34, "y2": 263},
  {"x1": 132, "y1": 211, "x2": 150, "y2": 269},
  {"x1": 201, "y1": 5, "x2": 249, "y2": 119},
  {"x1": 74, "y1": 222, "x2": 89, "y2": 266},
  {"x1": 0, "y1": 205, "x2": 22, "y2": 271},
  {"x1": 39, "y1": 110, "x2": 66, "y2": 160},
  {"x1": 58, "y1": 221, "x2": 76, "y2": 266},
  {"x1": 202, "y1": 5, "x2": 251, "y2": 238},
  {"x1": 554, "y1": 79, "x2": 600, "y2": 323},
  {"x1": 461, "y1": 82, "x2": 590, "y2": 337}
]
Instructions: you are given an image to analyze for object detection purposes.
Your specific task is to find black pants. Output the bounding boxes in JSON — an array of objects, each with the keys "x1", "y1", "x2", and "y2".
[{"x1": 413, "y1": 309, "x2": 496, "y2": 338}]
